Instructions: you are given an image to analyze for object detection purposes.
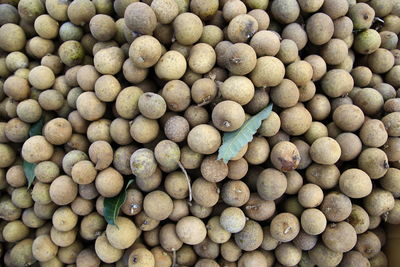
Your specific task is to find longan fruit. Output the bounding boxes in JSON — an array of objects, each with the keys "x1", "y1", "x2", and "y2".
[
  {"x1": 280, "y1": 105, "x2": 312, "y2": 136},
  {"x1": 9, "y1": 239, "x2": 36, "y2": 267},
  {"x1": 0, "y1": 4, "x2": 19, "y2": 25},
  {"x1": 58, "y1": 40, "x2": 85, "y2": 67},
  {"x1": 258, "y1": 111, "x2": 281, "y2": 137},
  {"x1": 270, "y1": 141, "x2": 300, "y2": 172},
  {"x1": 283, "y1": 170, "x2": 303, "y2": 195},
  {"x1": 234, "y1": 220, "x2": 263, "y2": 252},
  {"x1": 293, "y1": 230, "x2": 318, "y2": 251},
  {"x1": 332, "y1": 15, "x2": 353, "y2": 38},
  {"x1": 95, "y1": 167, "x2": 123, "y2": 198},
  {"x1": 5, "y1": 51, "x2": 29, "y2": 72},
  {"x1": 200, "y1": 155, "x2": 228, "y2": 183},
  {"x1": 243, "y1": 193, "x2": 275, "y2": 222},
  {"x1": 244, "y1": 136, "x2": 270, "y2": 165},
  {"x1": 193, "y1": 237, "x2": 219, "y2": 259},
  {"x1": 88, "y1": 14, "x2": 116, "y2": 42},
  {"x1": 309, "y1": 137, "x2": 341, "y2": 165},
  {"x1": 76, "y1": 249, "x2": 100, "y2": 267},
  {"x1": 115, "y1": 86, "x2": 143, "y2": 119},
  {"x1": 305, "y1": 163, "x2": 340, "y2": 189},
  {"x1": 143, "y1": 190, "x2": 173, "y2": 221},
  {"x1": 79, "y1": 212, "x2": 106, "y2": 241},
  {"x1": 301, "y1": 208, "x2": 327, "y2": 236},
  {"x1": 176, "y1": 216, "x2": 207, "y2": 245},
  {"x1": 0, "y1": 23, "x2": 26, "y2": 52},
  {"x1": 154, "y1": 140, "x2": 180, "y2": 172},
  {"x1": 276, "y1": 38, "x2": 299, "y2": 64},
  {"x1": 164, "y1": 116, "x2": 190, "y2": 143},
  {"x1": 93, "y1": 46, "x2": 124, "y2": 75},
  {"x1": 187, "y1": 124, "x2": 221, "y2": 155},
  {"x1": 4, "y1": 118, "x2": 30, "y2": 143},
  {"x1": 359, "y1": 119, "x2": 388, "y2": 148},
  {"x1": 363, "y1": 188, "x2": 395, "y2": 216},
  {"x1": 221, "y1": 180, "x2": 250, "y2": 207},
  {"x1": 224, "y1": 43, "x2": 257, "y2": 76},
  {"x1": 2, "y1": 220, "x2": 29, "y2": 243},
  {"x1": 220, "y1": 76, "x2": 254, "y2": 106},
  {"x1": 321, "y1": 38, "x2": 348, "y2": 65},
  {"x1": 250, "y1": 30, "x2": 280, "y2": 57},
  {"x1": 270, "y1": 79, "x2": 299, "y2": 108},
  {"x1": 52, "y1": 206, "x2": 78, "y2": 232},
  {"x1": 250, "y1": 56, "x2": 285, "y2": 87},
  {"x1": 106, "y1": 216, "x2": 137, "y2": 250},
  {"x1": 275, "y1": 243, "x2": 302, "y2": 266},
  {"x1": 355, "y1": 231, "x2": 381, "y2": 259},
  {"x1": 322, "y1": 69, "x2": 354, "y2": 98},
  {"x1": 212, "y1": 100, "x2": 245, "y2": 132},
  {"x1": 16, "y1": 99, "x2": 42, "y2": 124},
  {"x1": 282, "y1": 23, "x2": 308, "y2": 51},
  {"x1": 320, "y1": 192, "x2": 352, "y2": 222},
  {"x1": 341, "y1": 251, "x2": 371, "y2": 267},
  {"x1": 322, "y1": 221, "x2": 357, "y2": 253},
  {"x1": 354, "y1": 88, "x2": 384, "y2": 116},
  {"x1": 121, "y1": 2, "x2": 157, "y2": 35},
  {"x1": 338, "y1": 168, "x2": 372, "y2": 199},
  {"x1": 256, "y1": 168, "x2": 287, "y2": 201},
  {"x1": 297, "y1": 183, "x2": 323, "y2": 208},
  {"x1": 358, "y1": 148, "x2": 389, "y2": 179},
  {"x1": 3, "y1": 75, "x2": 30, "y2": 101},
  {"x1": 348, "y1": 3, "x2": 375, "y2": 30},
  {"x1": 347, "y1": 204, "x2": 370, "y2": 234},
  {"x1": 49, "y1": 175, "x2": 78, "y2": 206},
  {"x1": 11, "y1": 187, "x2": 33, "y2": 209},
  {"x1": 129, "y1": 36, "x2": 161, "y2": 69},
  {"x1": 173, "y1": 12, "x2": 203, "y2": 45},
  {"x1": 200, "y1": 25, "x2": 224, "y2": 48},
  {"x1": 95, "y1": 233, "x2": 123, "y2": 264},
  {"x1": 161, "y1": 80, "x2": 191, "y2": 112},
  {"x1": 43, "y1": 118, "x2": 73, "y2": 145},
  {"x1": 271, "y1": 0, "x2": 300, "y2": 24},
  {"x1": 333, "y1": 104, "x2": 364, "y2": 132},
  {"x1": 280, "y1": 197, "x2": 303, "y2": 217},
  {"x1": 308, "y1": 242, "x2": 343, "y2": 267},
  {"x1": 180, "y1": 145, "x2": 204, "y2": 170},
  {"x1": 304, "y1": 54, "x2": 327, "y2": 82},
  {"x1": 22, "y1": 136, "x2": 54, "y2": 163},
  {"x1": 191, "y1": 78, "x2": 218, "y2": 105},
  {"x1": 353, "y1": 29, "x2": 381, "y2": 55},
  {"x1": 89, "y1": 140, "x2": 113, "y2": 170},
  {"x1": 50, "y1": 227, "x2": 77, "y2": 247},
  {"x1": 270, "y1": 213, "x2": 300, "y2": 242},
  {"x1": 368, "y1": 48, "x2": 395, "y2": 74},
  {"x1": 188, "y1": 43, "x2": 216, "y2": 74},
  {"x1": 130, "y1": 115, "x2": 159, "y2": 144},
  {"x1": 306, "y1": 13, "x2": 334, "y2": 45},
  {"x1": 227, "y1": 14, "x2": 258, "y2": 43},
  {"x1": 192, "y1": 177, "x2": 219, "y2": 208}
]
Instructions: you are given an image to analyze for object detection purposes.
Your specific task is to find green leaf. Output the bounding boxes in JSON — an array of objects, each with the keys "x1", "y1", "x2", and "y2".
[
  {"x1": 217, "y1": 103, "x2": 273, "y2": 163},
  {"x1": 29, "y1": 116, "x2": 45, "y2": 137},
  {"x1": 23, "y1": 160, "x2": 36, "y2": 189},
  {"x1": 23, "y1": 116, "x2": 45, "y2": 188},
  {"x1": 104, "y1": 179, "x2": 134, "y2": 226}
]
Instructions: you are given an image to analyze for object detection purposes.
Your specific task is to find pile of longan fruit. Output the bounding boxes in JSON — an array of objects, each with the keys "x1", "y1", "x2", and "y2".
[{"x1": 1, "y1": 0, "x2": 400, "y2": 266}]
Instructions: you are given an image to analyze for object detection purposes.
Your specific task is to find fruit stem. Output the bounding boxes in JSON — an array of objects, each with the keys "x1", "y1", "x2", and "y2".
[
  {"x1": 172, "y1": 249, "x2": 177, "y2": 267},
  {"x1": 178, "y1": 161, "x2": 192, "y2": 202}
]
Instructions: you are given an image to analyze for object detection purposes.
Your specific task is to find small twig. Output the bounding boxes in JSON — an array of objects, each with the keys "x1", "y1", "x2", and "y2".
[
  {"x1": 172, "y1": 249, "x2": 177, "y2": 267},
  {"x1": 178, "y1": 161, "x2": 192, "y2": 202}
]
